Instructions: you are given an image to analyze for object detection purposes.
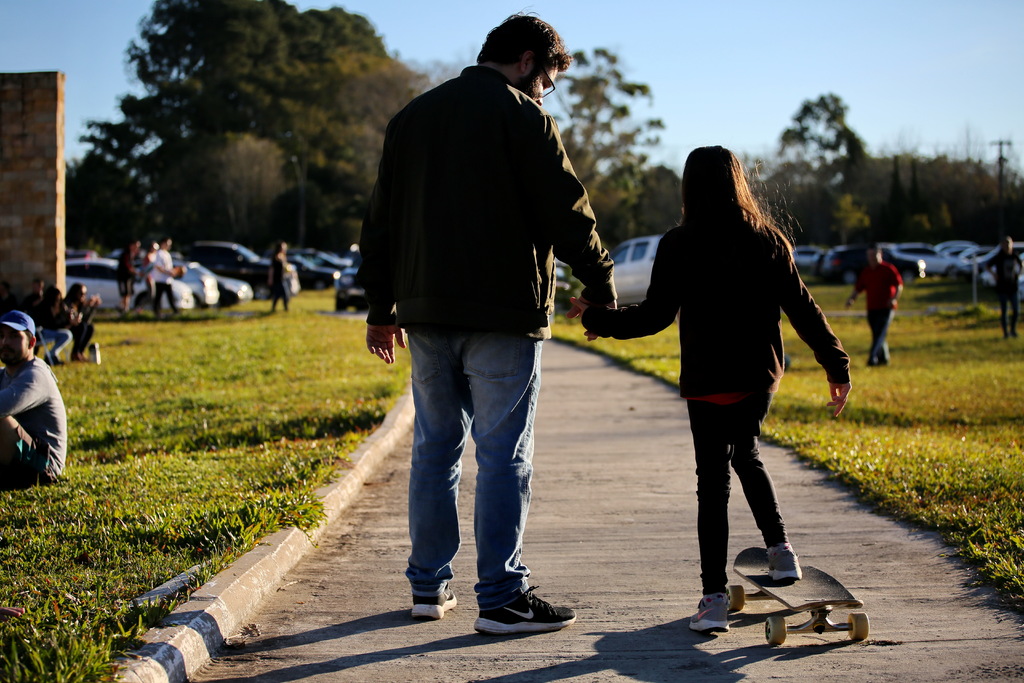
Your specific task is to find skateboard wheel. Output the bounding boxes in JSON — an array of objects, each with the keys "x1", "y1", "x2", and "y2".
[
  {"x1": 765, "y1": 615, "x2": 787, "y2": 645},
  {"x1": 727, "y1": 584, "x2": 745, "y2": 611},
  {"x1": 848, "y1": 612, "x2": 869, "y2": 641}
]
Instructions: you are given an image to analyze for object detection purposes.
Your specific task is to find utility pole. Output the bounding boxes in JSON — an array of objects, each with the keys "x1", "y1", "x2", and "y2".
[{"x1": 991, "y1": 140, "x2": 1012, "y2": 240}]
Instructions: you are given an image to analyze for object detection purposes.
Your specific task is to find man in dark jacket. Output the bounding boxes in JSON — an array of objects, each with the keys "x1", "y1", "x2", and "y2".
[
  {"x1": 358, "y1": 13, "x2": 616, "y2": 636},
  {"x1": 986, "y1": 236, "x2": 1022, "y2": 338}
]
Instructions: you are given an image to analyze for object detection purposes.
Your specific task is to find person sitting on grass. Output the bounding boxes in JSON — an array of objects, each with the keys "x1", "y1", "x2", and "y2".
[
  {"x1": 27, "y1": 286, "x2": 74, "y2": 366},
  {"x1": 64, "y1": 283, "x2": 101, "y2": 362},
  {"x1": 0, "y1": 311, "x2": 68, "y2": 490}
]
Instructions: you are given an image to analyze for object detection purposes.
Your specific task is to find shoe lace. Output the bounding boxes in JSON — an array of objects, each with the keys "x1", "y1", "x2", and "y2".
[{"x1": 520, "y1": 586, "x2": 551, "y2": 610}]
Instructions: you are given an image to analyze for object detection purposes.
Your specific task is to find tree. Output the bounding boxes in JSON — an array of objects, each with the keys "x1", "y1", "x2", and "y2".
[
  {"x1": 831, "y1": 194, "x2": 871, "y2": 245},
  {"x1": 213, "y1": 135, "x2": 285, "y2": 244},
  {"x1": 549, "y1": 49, "x2": 664, "y2": 244},
  {"x1": 71, "y1": 0, "x2": 422, "y2": 249},
  {"x1": 765, "y1": 93, "x2": 869, "y2": 244},
  {"x1": 779, "y1": 93, "x2": 866, "y2": 190}
]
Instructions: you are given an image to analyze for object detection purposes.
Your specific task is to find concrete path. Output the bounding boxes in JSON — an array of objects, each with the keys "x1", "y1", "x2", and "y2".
[{"x1": 191, "y1": 341, "x2": 1023, "y2": 682}]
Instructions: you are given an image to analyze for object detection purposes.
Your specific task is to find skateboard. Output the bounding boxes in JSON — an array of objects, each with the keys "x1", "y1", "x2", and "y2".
[{"x1": 729, "y1": 547, "x2": 869, "y2": 645}]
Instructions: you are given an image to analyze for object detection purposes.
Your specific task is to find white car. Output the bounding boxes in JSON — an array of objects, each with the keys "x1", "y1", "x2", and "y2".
[
  {"x1": 608, "y1": 234, "x2": 664, "y2": 305},
  {"x1": 174, "y1": 260, "x2": 220, "y2": 308},
  {"x1": 935, "y1": 240, "x2": 978, "y2": 256},
  {"x1": 792, "y1": 245, "x2": 824, "y2": 273},
  {"x1": 890, "y1": 243, "x2": 960, "y2": 277},
  {"x1": 65, "y1": 257, "x2": 195, "y2": 310}
]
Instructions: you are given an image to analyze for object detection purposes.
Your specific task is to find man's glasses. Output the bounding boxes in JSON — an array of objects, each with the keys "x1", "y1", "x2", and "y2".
[{"x1": 540, "y1": 68, "x2": 556, "y2": 100}]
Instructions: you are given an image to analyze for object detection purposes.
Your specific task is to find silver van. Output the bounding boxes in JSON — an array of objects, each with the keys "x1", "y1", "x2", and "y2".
[{"x1": 608, "y1": 234, "x2": 664, "y2": 305}]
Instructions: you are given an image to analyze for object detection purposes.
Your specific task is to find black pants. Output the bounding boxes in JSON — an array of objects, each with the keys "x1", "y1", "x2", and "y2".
[
  {"x1": 71, "y1": 322, "x2": 94, "y2": 356},
  {"x1": 997, "y1": 289, "x2": 1020, "y2": 337},
  {"x1": 686, "y1": 392, "x2": 785, "y2": 595},
  {"x1": 153, "y1": 282, "x2": 177, "y2": 315}
]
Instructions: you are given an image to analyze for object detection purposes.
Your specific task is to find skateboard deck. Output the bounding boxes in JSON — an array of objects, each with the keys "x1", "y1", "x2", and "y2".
[{"x1": 730, "y1": 547, "x2": 868, "y2": 644}]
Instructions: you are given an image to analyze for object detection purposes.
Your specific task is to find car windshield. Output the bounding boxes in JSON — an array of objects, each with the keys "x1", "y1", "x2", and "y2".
[
  {"x1": 314, "y1": 252, "x2": 348, "y2": 268},
  {"x1": 288, "y1": 254, "x2": 316, "y2": 268},
  {"x1": 231, "y1": 245, "x2": 262, "y2": 262}
]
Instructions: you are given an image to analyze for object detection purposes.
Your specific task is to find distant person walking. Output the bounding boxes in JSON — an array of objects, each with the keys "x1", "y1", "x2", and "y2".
[
  {"x1": 358, "y1": 13, "x2": 616, "y2": 635},
  {"x1": 151, "y1": 237, "x2": 178, "y2": 317},
  {"x1": 268, "y1": 241, "x2": 290, "y2": 313},
  {"x1": 846, "y1": 244, "x2": 902, "y2": 366},
  {"x1": 117, "y1": 240, "x2": 141, "y2": 314},
  {"x1": 577, "y1": 146, "x2": 851, "y2": 635},
  {"x1": 985, "y1": 236, "x2": 1022, "y2": 338}
]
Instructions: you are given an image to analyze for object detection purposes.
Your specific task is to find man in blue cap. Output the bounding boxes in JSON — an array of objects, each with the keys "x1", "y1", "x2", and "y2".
[{"x1": 0, "y1": 310, "x2": 67, "y2": 489}]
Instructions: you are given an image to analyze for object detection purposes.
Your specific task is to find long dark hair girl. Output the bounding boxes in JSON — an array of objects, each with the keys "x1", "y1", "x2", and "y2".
[{"x1": 680, "y1": 146, "x2": 792, "y2": 255}]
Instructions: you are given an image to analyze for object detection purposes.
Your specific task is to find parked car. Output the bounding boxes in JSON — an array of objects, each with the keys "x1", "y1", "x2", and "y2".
[
  {"x1": 608, "y1": 234, "x2": 664, "y2": 305},
  {"x1": 890, "y1": 243, "x2": 960, "y2": 277},
  {"x1": 792, "y1": 245, "x2": 824, "y2": 274},
  {"x1": 282, "y1": 253, "x2": 340, "y2": 291},
  {"x1": 335, "y1": 266, "x2": 366, "y2": 311},
  {"x1": 819, "y1": 244, "x2": 926, "y2": 284},
  {"x1": 65, "y1": 257, "x2": 195, "y2": 310},
  {"x1": 952, "y1": 245, "x2": 997, "y2": 279},
  {"x1": 216, "y1": 274, "x2": 255, "y2": 307},
  {"x1": 938, "y1": 243, "x2": 980, "y2": 261},
  {"x1": 173, "y1": 261, "x2": 220, "y2": 308},
  {"x1": 935, "y1": 240, "x2": 978, "y2": 256},
  {"x1": 66, "y1": 248, "x2": 100, "y2": 260},
  {"x1": 291, "y1": 248, "x2": 353, "y2": 270},
  {"x1": 188, "y1": 241, "x2": 276, "y2": 297}
]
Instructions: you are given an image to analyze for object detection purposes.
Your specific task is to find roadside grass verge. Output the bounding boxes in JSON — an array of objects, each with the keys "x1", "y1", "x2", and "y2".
[
  {"x1": 552, "y1": 278, "x2": 1024, "y2": 609},
  {"x1": 0, "y1": 293, "x2": 409, "y2": 682}
]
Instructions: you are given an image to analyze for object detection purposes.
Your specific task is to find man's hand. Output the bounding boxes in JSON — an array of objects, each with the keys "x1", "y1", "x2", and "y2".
[
  {"x1": 366, "y1": 324, "x2": 406, "y2": 364},
  {"x1": 568, "y1": 296, "x2": 613, "y2": 341},
  {"x1": 566, "y1": 296, "x2": 616, "y2": 319},
  {"x1": 827, "y1": 382, "x2": 852, "y2": 417}
]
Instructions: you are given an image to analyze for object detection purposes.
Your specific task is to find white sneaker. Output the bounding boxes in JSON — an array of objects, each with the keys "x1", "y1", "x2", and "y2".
[
  {"x1": 411, "y1": 586, "x2": 457, "y2": 620},
  {"x1": 767, "y1": 542, "x2": 803, "y2": 582},
  {"x1": 688, "y1": 592, "x2": 729, "y2": 633}
]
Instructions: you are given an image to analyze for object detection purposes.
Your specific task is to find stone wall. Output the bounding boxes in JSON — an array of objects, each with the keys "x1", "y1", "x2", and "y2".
[{"x1": 0, "y1": 71, "x2": 66, "y2": 299}]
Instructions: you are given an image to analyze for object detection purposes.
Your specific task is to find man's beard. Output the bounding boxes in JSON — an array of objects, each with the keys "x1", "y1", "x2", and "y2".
[
  {"x1": 0, "y1": 347, "x2": 23, "y2": 366},
  {"x1": 514, "y1": 67, "x2": 547, "y2": 102}
]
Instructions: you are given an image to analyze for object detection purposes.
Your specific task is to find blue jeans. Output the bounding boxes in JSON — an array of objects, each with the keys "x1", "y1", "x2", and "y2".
[
  {"x1": 406, "y1": 327, "x2": 542, "y2": 609},
  {"x1": 686, "y1": 392, "x2": 782, "y2": 595},
  {"x1": 37, "y1": 328, "x2": 73, "y2": 363},
  {"x1": 867, "y1": 308, "x2": 894, "y2": 366}
]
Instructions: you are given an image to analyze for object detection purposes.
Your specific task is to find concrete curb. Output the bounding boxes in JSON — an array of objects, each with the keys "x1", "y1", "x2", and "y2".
[{"x1": 115, "y1": 388, "x2": 415, "y2": 683}]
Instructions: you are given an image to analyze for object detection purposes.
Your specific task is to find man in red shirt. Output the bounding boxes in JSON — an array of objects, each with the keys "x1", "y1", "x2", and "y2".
[{"x1": 846, "y1": 244, "x2": 903, "y2": 366}]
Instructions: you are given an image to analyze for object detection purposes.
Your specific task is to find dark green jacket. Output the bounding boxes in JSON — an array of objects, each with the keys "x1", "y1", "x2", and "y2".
[{"x1": 358, "y1": 66, "x2": 615, "y2": 338}]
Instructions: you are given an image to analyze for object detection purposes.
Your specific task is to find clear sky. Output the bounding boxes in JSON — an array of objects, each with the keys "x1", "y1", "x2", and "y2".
[{"x1": 2, "y1": 0, "x2": 1021, "y2": 170}]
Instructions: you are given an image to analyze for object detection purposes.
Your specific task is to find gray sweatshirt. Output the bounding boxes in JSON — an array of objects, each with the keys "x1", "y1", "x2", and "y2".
[{"x1": 0, "y1": 357, "x2": 67, "y2": 478}]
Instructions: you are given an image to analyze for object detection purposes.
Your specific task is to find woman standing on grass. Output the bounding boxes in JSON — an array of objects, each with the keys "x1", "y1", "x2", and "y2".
[
  {"x1": 575, "y1": 146, "x2": 852, "y2": 634},
  {"x1": 268, "y1": 241, "x2": 290, "y2": 313}
]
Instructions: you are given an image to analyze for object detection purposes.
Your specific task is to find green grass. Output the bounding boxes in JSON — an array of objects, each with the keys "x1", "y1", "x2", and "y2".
[
  {"x1": 0, "y1": 292, "x2": 410, "y2": 682},
  {"x1": 3, "y1": 278, "x2": 1021, "y2": 680},
  {"x1": 553, "y1": 277, "x2": 1024, "y2": 609}
]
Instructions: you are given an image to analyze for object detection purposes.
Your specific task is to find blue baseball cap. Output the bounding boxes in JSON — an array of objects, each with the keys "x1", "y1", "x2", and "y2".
[{"x1": 0, "y1": 310, "x2": 36, "y2": 337}]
